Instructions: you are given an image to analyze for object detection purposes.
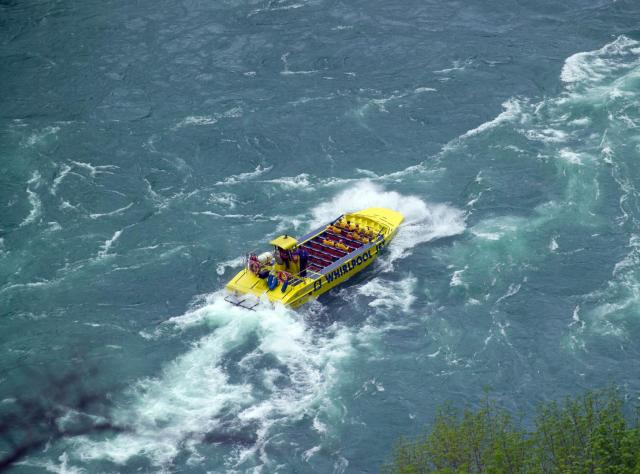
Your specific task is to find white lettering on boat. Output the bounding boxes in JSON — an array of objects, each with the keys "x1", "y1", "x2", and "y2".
[{"x1": 324, "y1": 244, "x2": 382, "y2": 284}]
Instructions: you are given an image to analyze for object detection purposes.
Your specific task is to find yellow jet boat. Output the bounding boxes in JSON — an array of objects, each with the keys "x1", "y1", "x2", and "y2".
[{"x1": 224, "y1": 208, "x2": 404, "y2": 309}]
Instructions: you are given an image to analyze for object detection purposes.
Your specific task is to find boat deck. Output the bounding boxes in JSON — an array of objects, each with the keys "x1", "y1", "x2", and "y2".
[
  {"x1": 299, "y1": 223, "x2": 370, "y2": 274},
  {"x1": 224, "y1": 207, "x2": 404, "y2": 308}
]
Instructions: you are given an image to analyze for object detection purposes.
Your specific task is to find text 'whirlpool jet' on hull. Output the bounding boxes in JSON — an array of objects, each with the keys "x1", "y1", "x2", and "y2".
[{"x1": 224, "y1": 208, "x2": 404, "y2": 309}]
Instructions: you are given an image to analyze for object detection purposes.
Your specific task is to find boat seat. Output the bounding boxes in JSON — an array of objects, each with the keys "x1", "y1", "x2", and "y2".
[
  {"x1": 324, "y1": 231, "x2": 360, "y2": 249},
  {"x1": 333, "y1": 223, "x2": 374, "y2": 240},
  {"x1": 310, "y1": 247, "x2": 341, "y2": 262},
  {"x1": 308, "y1": 254, "x2": 333, "y2": 266},
  {"x1": 302, "y1": 245, "x2": 338, "y2": 262},
  {"x1": 308, "y1": 245, "x2": 343, "y2": 261},
  {"x1": 311, "y1": 239, "x2": 347, "y2": 257},
  {"x1": 307, "y1": 263, "x2": 323, "y2": 273}
]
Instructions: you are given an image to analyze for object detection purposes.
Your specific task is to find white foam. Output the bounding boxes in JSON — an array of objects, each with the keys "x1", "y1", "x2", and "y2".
[
  {"x1": 365, "y1": 87, "x2": 436, "y2": 110},
  {"x1": 302, "y1": 445, "x2": 321, "y2": 462},
  {"x1": 262, "y1": 173, "x2": 312, "y2": 190},
  {"x1": 433, "y1": 58, "x2": 473, "y2": 75},
  {"x1": 59, "y1": 200, "x2": 79, "y2": 211},
  {"x1": 356, "y1": 276, "x2": 417, "y2": 312},
  {"x1": 281, "y1": 69, "x2": 319, "y2": 76},
  {"x1": 561, "y1": 36, "x2": 640, "y2": 87},
  {"x1": 273, "y1": 214, "x2": 305, "y2": 234},
  {"x1": 460, "y1": 98, "x2": 523, "y2": 139},
  {"x1": 20, "y1": 171, "x2": 43, "y2": 227},
  {"x1": 355, "y1": 168, "x2": 378, "y2": 178},
  {"x1": 289, "y1": 93, "x2": 339, "y2": 106},
  {"x1": 525, "y1": 128, "x2": 568, "y2": 143},
  {"x1": 27, "y1": 170, "x2": 42, "y2": 186},
  {"x1": 216, "y1": 256, "x2": 244, "y2": 276},
  {"x1": 215, "y1": 165, "x2": 273, "y2": 186},
  {"x1": 208, "y1": 192, "x2": 238, "y2": 208},
  {"x1": 71, "y1": 161, "x2": 118, "y2": 178},
  {"x1": 76, "y1": 294, "x2": 353, "y2": 469},
  {"x1": 389, "y1": 206, "x2": 464, "y2": 269},
  {"x1": 22, "y1": 452, "x2": 82, "y2": 474},
  {"x1": 0, "y1": 279, "x2": 52, "y2": 295},
  {"x1": 89, "y1": 203, "x2": 133, "y2": 219},
  {"x1": 249, "y1": 3, "x2": 305, "y2": 16},
  {"x1": 362, "y1": 92, "x2": 406, "y2": 113},
  {"x1": 174, "y1": 107, "x2": 243, "y2": 129},
  {"x1": 47, "y1": 221, "x2": 62, "y2": 232},
  {"x1": 570, "y1": 234, "x2": 640, "y2": 338},
  {"x1": 310, "y1": 181, "x2": 465, "y2": 268},
  {"x1": 19, "y1": 188, "x2": 42, "y2": 227},
  {"x1": 98, "y1": 230, "x2": 122, "y2": 258},
  {"x1": 177, "y1": 115, "x2": 219, "y2": 126},
  {"x1": 23, "y1": 126, "x2": 60, "y2": 147},
  {"x1": 471, "y1": 217, "x2": 520, "y2": 241},
  {"x1": 568, "y1": 117, "x2": 591, "y2": 126},
  {"x1": 495, "y1": 283, "x2": 521, "y2": 304},
  {"x1": 192, "y1": 211, "x2": 269, "y2": 221},
  {"x1": 466, "y1": 194, "x2": 481, "y2": 207},
  {"x1": 613, "y1": 235, "x2": 640, "y2": 276},
  {"x1": 450, "y1": 267, "x2": 468, "y2": 288},
  {"x1": 377, "y1": 163, "x2": 433, "y2": 182},
  {"x1": 280, "y1": 52, "x2": 319, "y2": 76},
  {"x1": 52, "y1": 164, "x2": 72, "y2": 195},
  {"x1": 588, "y1": 301, "x2": 627, "y2": 337},
  {"x1": 558, "y1": 148, "x2": 583, "y2": 165},
  {"x1": 569, "y1": 305, "x2": 585, "y2": 330}
]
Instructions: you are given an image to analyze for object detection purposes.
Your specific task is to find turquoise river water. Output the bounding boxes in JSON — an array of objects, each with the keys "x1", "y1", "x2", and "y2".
[{"x1": 2, "y1": 0, "x2": 640, "y2": 472}]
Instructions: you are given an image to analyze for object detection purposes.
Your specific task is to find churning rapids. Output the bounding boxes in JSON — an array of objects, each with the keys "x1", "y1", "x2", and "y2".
[{"x1": 2, "y1": 1, "x2": 640, "y2": 472}]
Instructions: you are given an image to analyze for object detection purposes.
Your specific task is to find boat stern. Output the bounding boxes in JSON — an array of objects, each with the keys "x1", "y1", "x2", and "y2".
[
  {"x1": 225, "y1": 268, "x2": 267, "y2": 297},
  {"x1": 226, "y1": 267, "x2": 314, "y2": 307}
]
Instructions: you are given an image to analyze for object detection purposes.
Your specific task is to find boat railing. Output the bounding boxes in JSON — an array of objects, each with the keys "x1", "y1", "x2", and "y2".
[
  {"x1": 285, "y1": 267, "x2": 323, "y2": 282},
  {"x1": 243, "y1": 250, "x2": 258, "y2": 268},
  {"x1": 242, "y1": 250, "x2": 323, "y2": 282}
]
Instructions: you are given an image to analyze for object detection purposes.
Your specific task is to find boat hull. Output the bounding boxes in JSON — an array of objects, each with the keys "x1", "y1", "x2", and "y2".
[{"x1": 225, "y1": 207, "x2": 403, "y2": 308}]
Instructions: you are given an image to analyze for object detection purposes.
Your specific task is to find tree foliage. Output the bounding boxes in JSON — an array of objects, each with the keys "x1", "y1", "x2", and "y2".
[
  {"x1": 0, "y1": 368, "x2": 125, "y2": 472},
  {"x1": 383, "y1": 390, "x2": 640, "y2": 474}
]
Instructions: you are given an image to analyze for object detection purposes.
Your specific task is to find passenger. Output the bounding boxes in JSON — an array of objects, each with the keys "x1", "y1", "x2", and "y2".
[
  {"x1": 278, "y1": 247, "x2": 291, "y2": 269},
  {"x1": 296, "y1": 247, "x2": 309, "y2": 277},
  {"x1": 273, "y1": 248, "x2": 285, "y2": 273}
]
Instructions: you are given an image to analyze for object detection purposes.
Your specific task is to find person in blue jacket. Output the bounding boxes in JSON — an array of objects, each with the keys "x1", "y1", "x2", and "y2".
[{"x1": 297, "y1": 247, "x2": 308, "y2": 277}]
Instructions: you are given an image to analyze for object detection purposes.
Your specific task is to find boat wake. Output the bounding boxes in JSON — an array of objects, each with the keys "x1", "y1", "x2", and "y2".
[
  {"x1": 70, "y1": 179, "x2": 464, "y2": 470},
  {"x1": 75, "y1": 292, "x2": 354, "y2": 471},
  {"x1": 311, "y1": 181, "x2": 466, "y2": 270},
  {"x1": 66, "y1": 33, "x2": 640, "y2": 474}
]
